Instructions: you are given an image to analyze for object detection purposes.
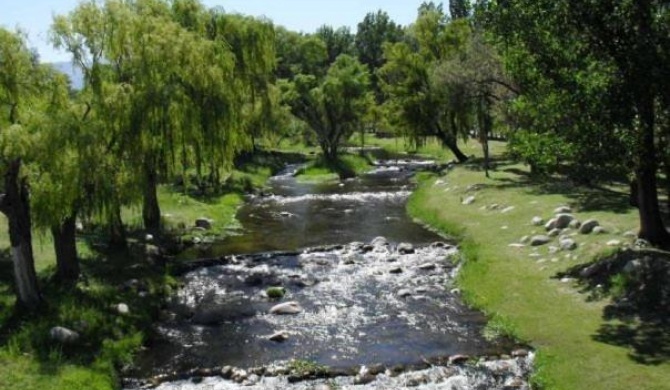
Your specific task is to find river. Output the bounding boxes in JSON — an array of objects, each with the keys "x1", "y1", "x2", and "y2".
[{"x1": 125, "y1": 151, "x2": 533, "y2": 389}]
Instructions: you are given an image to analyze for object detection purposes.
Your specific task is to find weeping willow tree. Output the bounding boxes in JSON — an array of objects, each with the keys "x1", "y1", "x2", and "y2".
[
  {"x1": 52, "y1": 0, "x2": 275, "y2": 232},
  {"x1": 0, "y1": 28, "x2": 72, "y2": 307}
]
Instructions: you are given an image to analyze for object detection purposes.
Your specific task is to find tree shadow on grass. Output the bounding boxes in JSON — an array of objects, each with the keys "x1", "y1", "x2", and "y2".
[
  {"x1": 558, "y1": 249, "x2": 670, "y2": 365},
  {"x1": 461, "y1": 158, "x2": 633, "y2": 214}
]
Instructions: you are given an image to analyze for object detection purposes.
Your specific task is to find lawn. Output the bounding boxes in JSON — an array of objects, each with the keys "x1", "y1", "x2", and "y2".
[{"x1": 406, "y1": 139, "x2": 670, "y2": 389}]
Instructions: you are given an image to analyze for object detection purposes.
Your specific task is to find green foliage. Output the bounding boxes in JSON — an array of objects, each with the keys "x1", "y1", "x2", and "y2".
[
  {"x1": 266, "y1": 287, "x2": 286, "y2": 299},
  {"x1": 281, "y1": 55, "x2": 372, "y2": 161}
]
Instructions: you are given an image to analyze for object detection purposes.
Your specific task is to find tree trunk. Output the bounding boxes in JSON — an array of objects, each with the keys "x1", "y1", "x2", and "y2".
[
  {"x1": 635, "y1": 98, "x2": 670, "y2": 247},
  {"x1": 142, "y1": 163, "x2": 161, "y2": 232},
  {"x1": 108, "y1": 199, "x2": 127, "y2": 248},
  {"x1": 435, "y1": 130, "x2": 468, "y2": 163},
  {"x1": 0, "y1": 159, "x2": 41, "y2": 310},
  {"x1": 51, "y1": 213, "x2": 79, "y2": 283}
]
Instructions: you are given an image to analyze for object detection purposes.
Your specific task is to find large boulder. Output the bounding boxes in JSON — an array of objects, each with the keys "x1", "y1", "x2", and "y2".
[
  {"x1": 579, "y1": 219, "x2": 600, "y2": 234},
  {"x1": 50, "y1": 326, "x2": 80, "y2": 344},
  {"x1": 554, "y1": 214, "x2": 575, "y2": 229}
]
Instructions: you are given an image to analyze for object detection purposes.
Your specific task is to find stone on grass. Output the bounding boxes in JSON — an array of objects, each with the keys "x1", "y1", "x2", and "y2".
[
  {"x1": 531, "y1": 217, "x2": 544, "y2": 226},
  {"x1": 508, "y1": 243, "x2": 526, "y2": 248},
  {"x1": 622, "y1": 231, "x2": 637, "y2": 238},
  {"x1": 530, "y1": 235, "x2": 551, "y2": 246},
  {"x1": 501, "y1": 206, "x2": 515, "y2": 213},
  {"x1": 569, "y1": 219, "x2": 582, "y2": 229},
  {"x1": 269, "y1": 301, "x2": 303, "y2": 315},
  {"x1": 116, "y1": 303, "x2": 130, "y2": 315},
  {"x1": 592, "y1": 226, "x2": 608, "y2": 234},
  {"x1": 554, "y1": 214, "x2": 575, "y2": 229},
  {"x1": 548, "y1": 228, "x2": 561, "y2": 237},
  {"x1": 544, "y1": 218, "x2": 558, "y2": 231},
  {"x1": 559, "y1": 239, "x2": 577, "y2": 251},
  {"x1": 462, "y1": 196, "x2": 476, "y2": 205},
  {"x1": 49, "y1": 326, "x2": 80, "y2": 344},
  {"x1": 554, "y1": 206, "x2": 572, "y2": 214},
  {"x1": 607, "y1": 240, "x2": 622, "y2": 247},
  {"x1": 195, "y1": 217, "x2": 213, "y2": 230},
  {"x1": 579, "y1": 219, "x2": 600, "y2": 234}
]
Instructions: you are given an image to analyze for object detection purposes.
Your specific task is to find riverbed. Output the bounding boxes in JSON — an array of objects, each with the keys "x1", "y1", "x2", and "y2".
[{"x1": 125, "y1": 153, "x2": 533, "y2": 389}]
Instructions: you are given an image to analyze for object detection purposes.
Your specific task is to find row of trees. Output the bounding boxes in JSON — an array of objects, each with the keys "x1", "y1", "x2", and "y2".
[
  {"x1": 1, "y1": 0, "x2": 278, "y2": 309},
  {"x1": 476, "y1": 0, "x2": 670, "y2": 246},
  {"x1": 2, "y1": 0, "x2": 669, "y2": 312}
]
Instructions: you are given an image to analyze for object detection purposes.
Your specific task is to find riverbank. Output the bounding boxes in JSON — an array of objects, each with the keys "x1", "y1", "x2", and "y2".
[
  {"x1": 0, "y1": 150, "x2": 303, "y2": 390},
  {"x1": 407, "y1": 143, "x2": 670, "y2": 389}
]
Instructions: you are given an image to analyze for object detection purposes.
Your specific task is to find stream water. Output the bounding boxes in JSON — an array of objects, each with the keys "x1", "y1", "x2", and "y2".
[{"x1": 126, "y1": 152, "x2": 533, "y2": 389}]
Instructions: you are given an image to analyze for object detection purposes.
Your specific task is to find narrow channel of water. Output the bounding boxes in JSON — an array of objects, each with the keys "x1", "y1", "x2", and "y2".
[{"x1": 126, "y1": 152, "x2": 533, "y2": 389}]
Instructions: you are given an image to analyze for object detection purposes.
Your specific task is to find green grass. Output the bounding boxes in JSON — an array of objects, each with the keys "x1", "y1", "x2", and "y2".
[
  {"x1": 406, "y1": 143, "x2": 670, "y2": 389},
  {"x1": 295, "y1": 153, "x2": 374, "y2": 182},
  {"x1": 0, "y1": 150, "x2": 295, "y2": 390}
]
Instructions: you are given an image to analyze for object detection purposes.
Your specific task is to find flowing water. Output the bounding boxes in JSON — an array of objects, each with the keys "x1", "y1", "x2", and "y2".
[{"x1": 126, "y1": 152, "x2": 533, "y2": 389}]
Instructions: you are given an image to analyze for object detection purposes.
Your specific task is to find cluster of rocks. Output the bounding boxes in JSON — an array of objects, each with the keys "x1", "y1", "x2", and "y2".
[
  {"x1": 134, "y1": 348, "x2": 533, "y2": 389},
  {"x1": 514, "y1": 206, "x2": 622, "y2": 253}
]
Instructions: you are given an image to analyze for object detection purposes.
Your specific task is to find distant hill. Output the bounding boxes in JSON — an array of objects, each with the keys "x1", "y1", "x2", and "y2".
[{"x1": 50, "y1": 61, "x2": 84, "y2": 90}]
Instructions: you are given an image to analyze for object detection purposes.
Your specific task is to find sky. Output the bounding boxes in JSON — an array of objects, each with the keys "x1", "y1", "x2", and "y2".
[{"x1": 0, "y1": 0, "x2": 429, "y2": 63}]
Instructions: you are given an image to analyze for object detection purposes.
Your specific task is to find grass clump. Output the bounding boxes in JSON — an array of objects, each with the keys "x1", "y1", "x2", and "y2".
[
  {"x1": 266, "y1": 287, "x2": 286, "y2": 299},
  {"x1": 406, "y1": 142, "x2": 670, "y2": 390}
]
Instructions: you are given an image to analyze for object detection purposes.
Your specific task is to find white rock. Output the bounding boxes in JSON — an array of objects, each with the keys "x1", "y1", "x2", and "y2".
[
  {"x1": 554, "y1": 206, "x2": 572, "y2": 214},
  {"x1": 501, "y1": 206, "x2": 515, "y2": 213},
  {"x1": 116, "y1": 303, "x2": 130, "y2": 315},
  {"x1": 462, "y1": 196, "x2": 476, "y2": 205},
  {"x1": 559, "y1": 239, "x2": 578, "y2": 251},
  {"x1": 269, "y1": 301, "x2": 303, "y2": 315},
  {"x1": 398, "y1": 289, "x2": 412, "y2": 298},
  {"x1": 531, "y1": 217, "x2": 544, "y2": 226},
  {"x1": 49, "y1": 326, "x2": 80, "y2": 344},
  {"x1": 607, "y1": 240, "x2": 622, "y2": 247}
]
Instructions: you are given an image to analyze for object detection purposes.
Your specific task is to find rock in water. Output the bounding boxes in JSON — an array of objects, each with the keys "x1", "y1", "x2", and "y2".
[
  {"x1": 579, "y1": 219, "x2": 600, "y2": 234},
  {"x1": 50, "y1": 326, "x2": 80, "y2": 344},
  {"x1": 268, "y1": 331, "x2": 290, "y2": 342},
  {"x1": 397, "y1": 243, "x2": 415, "y2": 254},
  {"x1": 269, "y1": 301, "x2": 303, "y2": 315}
]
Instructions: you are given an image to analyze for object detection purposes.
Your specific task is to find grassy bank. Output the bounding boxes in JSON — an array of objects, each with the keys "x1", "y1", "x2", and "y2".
[
  {"x1": 0, "y1": 150, "x2": 299, "y2": 390},
  {"x1": 295, "y1": 153, "x2": 373, "y2": 182},
  {"x1": 407, "y1": 143, "x2": 670, "y2": 389}
]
